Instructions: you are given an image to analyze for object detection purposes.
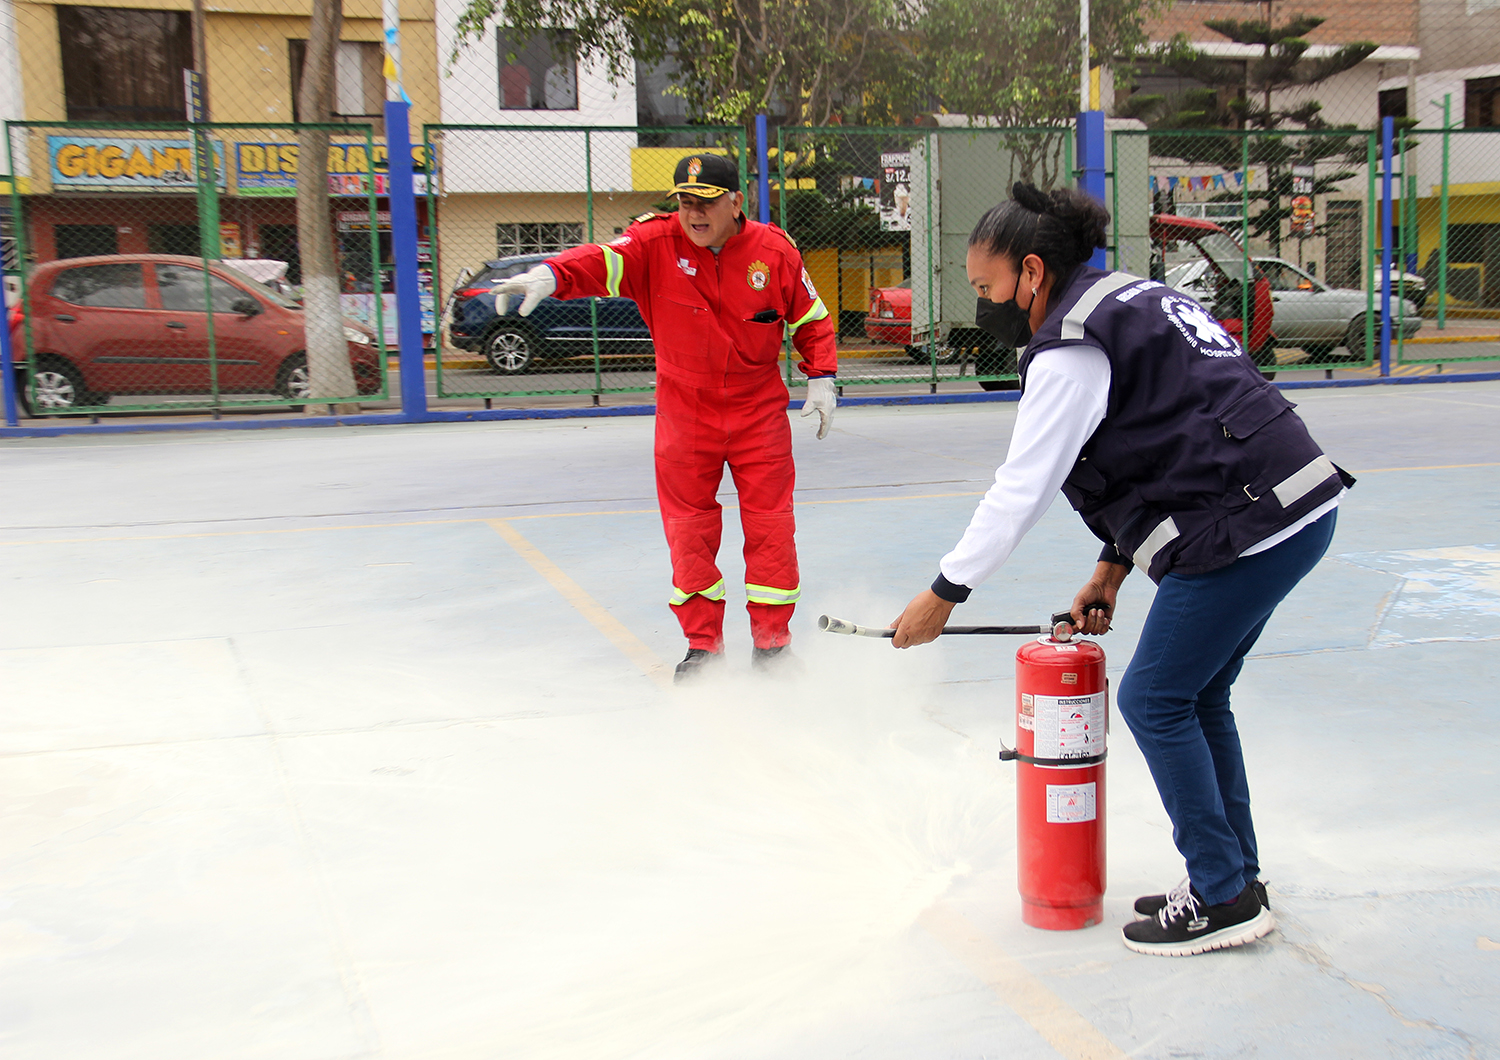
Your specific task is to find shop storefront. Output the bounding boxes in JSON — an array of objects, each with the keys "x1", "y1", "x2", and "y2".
[{"x1": 17, "y1": 130, "x2": 435, "y2": 345}]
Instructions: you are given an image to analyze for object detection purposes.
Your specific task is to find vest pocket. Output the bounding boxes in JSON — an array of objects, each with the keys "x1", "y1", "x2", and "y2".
[
  {"x1": 1062, "y1": 460, "x2": 1108, "y2": 506},
  {"x1": 1216, "y1": 386, "x2": 1294, "y2": 439}
]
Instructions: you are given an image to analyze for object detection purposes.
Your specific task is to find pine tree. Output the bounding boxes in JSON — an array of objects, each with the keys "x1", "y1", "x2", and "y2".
[{"x1": 1117, "y1": 4, "x2": 1376, "y2": 255}]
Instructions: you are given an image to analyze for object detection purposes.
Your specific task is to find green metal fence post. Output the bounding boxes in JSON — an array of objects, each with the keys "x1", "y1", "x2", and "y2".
[
  {"x1": 1241, "y1": 134, "x2": 1251, "y2": 359},
  {"x1": 1110, "y1": 130, "x2": 1119, "y2": 270},
  {"x1": 367, "y1": 123, "x2": 387, "y2": 387},
  {"x1": 194, "y1": 125, "x2": 221, "y2": 408},
  {"x1": 1438, "y1": 94, "x2": 1451, "y2": 329},
  {"x1": 5, "y1": 122, "x2": 37, "y2": 418},
  {"x1": 925, "y1": 129, "x2": 936, "y2": 392},
  {"x1": 1396, "y1": 125, "x2": 1407, "y2": 364},
  {"x1": 585, "y1": 129, "x2": 601, "y2": 403},
  {"x1": 425, "y1": 127, "x2": 440, "y2": 396}
]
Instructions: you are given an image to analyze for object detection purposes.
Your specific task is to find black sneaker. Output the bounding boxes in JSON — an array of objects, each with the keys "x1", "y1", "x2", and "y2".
[
  {"x1": 751, "y1": 644, "x2": 802, "y2": 675},
  {"x1": 1122, "y1": 880, "x2": 1274, "y2": 957},
  {"x1": 1134, "y1": 878, "x2": 1268, "y2": 919},
  {"x1": 673, "y1": 648, "x2": 724, "y2": 684}
]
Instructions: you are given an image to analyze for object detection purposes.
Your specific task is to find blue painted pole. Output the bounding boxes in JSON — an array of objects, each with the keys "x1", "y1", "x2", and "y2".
[
  {"x1": 755, "y1": 113, "x2": 770, "y2": 224},
  {"x1": 1077, "y1": 110, "x2": 1107, "y2": 269},
  {"x1": 1380, "y1": 115, "x2": 1393, "y2": 378},
  {"x1": 0, "y1": 299, "x2": 16, "y2": 426},
  {"x1": 385, "y1": 99, "x2": 428, "y2": 415}
]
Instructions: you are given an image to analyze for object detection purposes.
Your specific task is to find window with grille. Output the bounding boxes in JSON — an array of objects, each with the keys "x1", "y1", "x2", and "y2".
[
  {"x1": 496, "y1": 223, "x2": 584, "y2": 257},
  {"x1": 497, "y1": 30, "x2": 578, "y2": 110},
  {"x1": 1466, "y1": 76, "x2": 1500, "y2": 128},
  {"x1": 290, "y1": 40, "x2": 385, "y2": 130},
  {"x1": 58, "y1": 6, "x2": 191, "y2": 123}
]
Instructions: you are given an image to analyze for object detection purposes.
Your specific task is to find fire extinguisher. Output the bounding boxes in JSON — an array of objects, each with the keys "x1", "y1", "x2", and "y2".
[
  {"x1": 1001, "y1": 626, "x2": 1108, "y2": 930},
  {"x1": 816, "y1": 609, "x2": 1108, "y2": 930}
]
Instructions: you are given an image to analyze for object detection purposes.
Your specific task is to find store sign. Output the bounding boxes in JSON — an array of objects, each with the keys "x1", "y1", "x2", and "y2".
[
  {"x1": 49, "y1": 136, "x2": 226, "y2": 191},
  {"x1": 336, "y1": 210, "x2": 392, "y2": 232},
  {"x1": 235, "y1": 142, "x2": 430, "y2": 197}
]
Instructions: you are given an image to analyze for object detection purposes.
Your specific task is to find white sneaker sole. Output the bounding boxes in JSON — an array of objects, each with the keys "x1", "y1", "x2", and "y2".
[{"x1": 1122, "y1": 908, "x2": 1276, "y2": 957}]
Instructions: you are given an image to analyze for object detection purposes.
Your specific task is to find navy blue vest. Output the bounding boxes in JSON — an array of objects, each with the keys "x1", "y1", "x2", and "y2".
[{"x1": 1021, "y1": 266, "x2": 1353, "y2": 582}]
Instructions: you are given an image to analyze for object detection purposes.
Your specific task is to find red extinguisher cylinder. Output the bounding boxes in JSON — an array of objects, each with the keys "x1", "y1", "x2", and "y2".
[{"x1": 1014, "y1": 636, "x2": 1108, "y2": 930}]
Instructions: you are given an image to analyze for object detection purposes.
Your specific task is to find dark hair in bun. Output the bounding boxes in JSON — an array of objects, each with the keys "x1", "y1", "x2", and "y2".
[{"x1": 968, "y1": 182, "x2": 1111, "y2": 280}]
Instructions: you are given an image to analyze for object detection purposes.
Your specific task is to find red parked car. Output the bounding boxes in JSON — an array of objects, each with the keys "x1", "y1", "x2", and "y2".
[
  {"x1": 9, "y1": 254, "x2": 381, "y2": 413},
  {"x1": 863, "y1": 278, "x2": 912, "y2": 346}
]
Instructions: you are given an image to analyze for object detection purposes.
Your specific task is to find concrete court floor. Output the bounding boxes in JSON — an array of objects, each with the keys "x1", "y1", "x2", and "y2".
[{"x1": 0, "y1": 382, "x2": 1497, "y2": 1060}]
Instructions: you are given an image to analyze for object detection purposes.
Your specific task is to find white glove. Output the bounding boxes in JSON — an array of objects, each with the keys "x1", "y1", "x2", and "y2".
[
  {"x1": 491, "y1": 264, "x2": 557, "y2": 317},
  {"x1": 800, "y1": 376, "x2": 837, "y2": 440}
]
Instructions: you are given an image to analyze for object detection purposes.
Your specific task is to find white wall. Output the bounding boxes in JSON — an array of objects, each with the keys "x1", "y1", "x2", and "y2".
[{"x1": 433, "y1": 0, "x2": 638, "y2": 193}]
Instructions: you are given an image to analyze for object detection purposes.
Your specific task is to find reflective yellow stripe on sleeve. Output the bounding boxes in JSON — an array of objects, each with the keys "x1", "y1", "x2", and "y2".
[
  {"x1": 787, "y1": 298, "x2": 829, "y2": 336},
  {"x1": 745, "y1": 583, "x2": 802, "y2": 605},
  {"x1": 600, "y1": 245, "x2": 624, "y2": 297},
  {"x1": 669, "y1": 579, "x2": 727, "y2": 606}
]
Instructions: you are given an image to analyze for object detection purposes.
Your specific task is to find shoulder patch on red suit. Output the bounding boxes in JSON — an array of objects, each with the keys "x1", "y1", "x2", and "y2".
[{"x1": 765, "y1": 223, "x2": 798, "y2": 250}]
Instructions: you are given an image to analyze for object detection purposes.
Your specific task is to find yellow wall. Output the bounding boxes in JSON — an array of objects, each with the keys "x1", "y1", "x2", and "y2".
[
  {"x1": 802, "y1": 246, "x2": 905, "y2": 315},
  {"x1": 14, "y1": 0, "x2": 437, "y2": 127},
  {"x1": 1413, "y1": 193, "x2": 1500, "y2": 269}
]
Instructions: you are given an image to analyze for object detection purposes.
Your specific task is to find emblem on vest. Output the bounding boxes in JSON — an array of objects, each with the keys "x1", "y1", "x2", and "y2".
[
  {"x1": 1162, "y1": 295, "x2": 1239, "y2": 358},
  {"x1": 747, "y1": 260, "x2": 771, "y2": 290}
]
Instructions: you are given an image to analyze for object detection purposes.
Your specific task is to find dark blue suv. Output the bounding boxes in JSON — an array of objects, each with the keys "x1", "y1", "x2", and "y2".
[{"x1": 446, "y1": 253, "x2": 654, "y2": 374}]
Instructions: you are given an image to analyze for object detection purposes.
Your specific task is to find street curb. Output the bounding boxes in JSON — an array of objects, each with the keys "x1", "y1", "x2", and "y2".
[{"x1": 6, "y1": 371, "x2": 1500, "y2": 437}]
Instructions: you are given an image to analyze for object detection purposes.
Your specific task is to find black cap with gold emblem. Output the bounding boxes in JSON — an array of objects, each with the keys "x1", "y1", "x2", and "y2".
[{"x1": 671, "y1": 154, "x2": 740, "y2": 199}]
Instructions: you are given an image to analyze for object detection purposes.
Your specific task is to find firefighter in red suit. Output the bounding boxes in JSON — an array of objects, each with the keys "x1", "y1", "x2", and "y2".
[{"x1": 492, "y1": 154, "x2": 839, "y2": 682}]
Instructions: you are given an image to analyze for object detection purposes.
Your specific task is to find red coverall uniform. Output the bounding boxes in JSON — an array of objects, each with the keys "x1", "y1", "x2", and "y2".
[{"x1": 544, "y1": 213, "x2": 838, "y2": 651}]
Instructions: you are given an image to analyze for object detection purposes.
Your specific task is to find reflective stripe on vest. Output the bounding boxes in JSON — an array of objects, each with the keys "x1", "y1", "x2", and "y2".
[
  {"x1": 787, "y1": 298, "x2": 829, "y2": 335},
  {"x1": 745, "y1": 582, "x2": 801, "y2": 605},
  {"x1": 601, "y1": 245, "x2": 625, "y2": 297},
  {"x1": 1273, "y1": 454, "x2": 1337, "y2": 508},
  {"x1": 668, "y1": 579, "x2": 727, "y2": 607},
  {"x1": 1131, "y1": 516, "x2": 1180, "y2": 574},
  {"x1": 1061, "y1": 272, "x2": 1140, "y2": 341}
]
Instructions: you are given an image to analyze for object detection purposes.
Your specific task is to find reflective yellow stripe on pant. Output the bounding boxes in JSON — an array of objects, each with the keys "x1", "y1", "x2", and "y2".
[
  {"x1": 669, "y1": 579, "x2": 727, "y2": 607},
  {"x1": 744, "y1": 583, "x2": 801, "y2": 605}
]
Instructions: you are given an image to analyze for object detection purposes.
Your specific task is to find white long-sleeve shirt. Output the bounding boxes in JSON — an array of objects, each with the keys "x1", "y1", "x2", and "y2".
[{"x1": 938, "y1": 347, "x2": 1341, "y2": 592}]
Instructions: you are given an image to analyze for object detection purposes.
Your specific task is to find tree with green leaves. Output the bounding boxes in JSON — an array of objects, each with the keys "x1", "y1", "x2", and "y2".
[
  {"x1": 1116, "y1": 4, "x2": 1376, "y2": 255},
  {"x1": 452, "y1": 0, "x2": 910, "y2": 134}
]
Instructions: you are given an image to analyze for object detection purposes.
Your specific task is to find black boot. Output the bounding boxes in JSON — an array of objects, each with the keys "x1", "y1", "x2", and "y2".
[
  {"x1": 674, "y1": 648, "x2": 724, "y2": 684},
  {"x1": 751, "y1": 644, "x2": 802, "y2": 676}
]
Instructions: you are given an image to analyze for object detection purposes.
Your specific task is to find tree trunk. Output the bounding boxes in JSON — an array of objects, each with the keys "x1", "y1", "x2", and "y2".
[{"x1": 296, "y1": 0, "x2": 358, "y2": 405}]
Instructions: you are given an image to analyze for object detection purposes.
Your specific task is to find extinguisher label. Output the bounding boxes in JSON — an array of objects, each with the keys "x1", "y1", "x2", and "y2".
[
  {"x1": 1046, "y1": 783, "x2": 1097, "y2": 823},
  {"x1": 1031, "y1": 691, "x2": 1107, "y2": 761}
]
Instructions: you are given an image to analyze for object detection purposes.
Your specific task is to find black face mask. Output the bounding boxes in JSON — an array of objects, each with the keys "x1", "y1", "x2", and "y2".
[{"x1": 975, "y1": 282, "x2": 1038, "y2": 348}]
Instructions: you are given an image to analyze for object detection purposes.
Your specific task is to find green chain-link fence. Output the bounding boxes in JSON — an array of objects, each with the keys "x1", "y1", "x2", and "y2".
[
  {"x1": 423, "y1": 124, "x2": 745, "y2": 400},
  {"x1": 1391, "y1": 126, "x2": 1500, "y2": 367},
  {"x1": 1114, "y1": 126, "x2": 1387, "y2": 375},
  {"x1": 774, "y1": 125, "x2": 1079, "y2": 394},
  {"x1": 6, "y1": 119, "x2": 391, "y2": 415}
]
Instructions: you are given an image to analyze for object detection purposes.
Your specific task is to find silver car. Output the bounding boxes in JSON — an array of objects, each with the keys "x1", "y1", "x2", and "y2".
[{"x1": 1167, "y1": 256, "x2": 1422, "y2": 358}]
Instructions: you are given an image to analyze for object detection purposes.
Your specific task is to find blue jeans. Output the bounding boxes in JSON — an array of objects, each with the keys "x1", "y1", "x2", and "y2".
[{"x1": 1117, "y1": 510, "x2": 1337, "y2": 905}]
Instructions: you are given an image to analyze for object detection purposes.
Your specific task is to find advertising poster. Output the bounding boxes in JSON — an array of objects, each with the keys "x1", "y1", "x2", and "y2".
[{"x1": 879, "y1": 151, "x2": 912, "y2": 232}]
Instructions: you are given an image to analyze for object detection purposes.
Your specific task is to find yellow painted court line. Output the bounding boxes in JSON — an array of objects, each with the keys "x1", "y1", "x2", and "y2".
[
  {"x1": 1353, "y1": 461, "x2": 1500, "y2": 473},
  {"x1": 486, "y1": 517, "x2": 672, "y2": 689},
  {"x1": 918, "y1": 904, "x2": 1126, "y2": 1060}
]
